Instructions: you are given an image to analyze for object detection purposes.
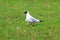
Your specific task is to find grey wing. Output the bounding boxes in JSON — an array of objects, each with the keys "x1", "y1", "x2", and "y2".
[{"x1": 30, "y1": 17, "x2": 39, "y2": 22}]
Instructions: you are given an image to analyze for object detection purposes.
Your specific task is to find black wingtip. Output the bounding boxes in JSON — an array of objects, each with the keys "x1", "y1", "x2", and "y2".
[{"x1": 40, "y1": 20, "x2": 44, "y2": 22}]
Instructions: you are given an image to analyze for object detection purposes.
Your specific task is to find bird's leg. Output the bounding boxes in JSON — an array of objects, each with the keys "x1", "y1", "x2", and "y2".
[
  {"x1": 30, "y1": 22, "x2": 35, "y2": 26},
  {"x1": 26, "y1": 22, "x2": 29, "y2": 26}
]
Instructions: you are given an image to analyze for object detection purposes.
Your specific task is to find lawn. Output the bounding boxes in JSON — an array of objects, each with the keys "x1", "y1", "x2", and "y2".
[{"x1": 0, "y1": 0, "x2": 60, "y2": 40}]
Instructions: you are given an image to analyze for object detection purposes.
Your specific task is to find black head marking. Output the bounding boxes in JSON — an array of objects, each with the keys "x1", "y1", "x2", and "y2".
[{"x1": 24, "y1": 11, "x2": 27, "y2": 14}]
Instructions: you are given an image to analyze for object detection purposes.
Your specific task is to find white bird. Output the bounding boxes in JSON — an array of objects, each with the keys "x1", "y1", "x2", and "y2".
[{"x1": 24, "y1": 11, "x2": 43, "y2": 23}]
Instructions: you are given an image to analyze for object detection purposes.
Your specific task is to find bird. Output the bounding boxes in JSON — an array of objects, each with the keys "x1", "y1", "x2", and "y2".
[{"x1": 24, "y1": 11, "x2": 43, "y2": 26}]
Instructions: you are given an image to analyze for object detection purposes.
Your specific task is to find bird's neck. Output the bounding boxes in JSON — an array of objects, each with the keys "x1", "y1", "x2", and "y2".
[{"x1": 26, "y1": 13, "x2": 31, "y2": 18}]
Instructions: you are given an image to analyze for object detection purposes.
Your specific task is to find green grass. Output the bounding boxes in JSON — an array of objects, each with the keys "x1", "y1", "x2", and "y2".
[{"x1": 0, "y1": 0, "x2": 60, "y2": 40}]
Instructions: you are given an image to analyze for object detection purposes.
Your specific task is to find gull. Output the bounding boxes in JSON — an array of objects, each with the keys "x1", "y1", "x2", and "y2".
[{"x1": 24, "y1": 11, "x2": 43, "y2": 26}]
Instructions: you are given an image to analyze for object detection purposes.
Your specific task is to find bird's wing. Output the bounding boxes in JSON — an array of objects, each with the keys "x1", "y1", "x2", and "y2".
[{"x1": 30, "y1": 17, "x2": 39, "y2": 22}]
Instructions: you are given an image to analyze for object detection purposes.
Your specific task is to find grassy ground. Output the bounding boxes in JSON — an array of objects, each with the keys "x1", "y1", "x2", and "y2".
[{"x1": 0, "y1": 0, "x2": 60, "y2": 40}]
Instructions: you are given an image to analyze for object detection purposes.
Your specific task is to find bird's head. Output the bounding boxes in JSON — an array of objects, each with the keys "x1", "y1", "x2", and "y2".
[
  {"x1": 24, "y1": 11, "x2": 29, "y2": 15},
  {"x1": 24, "y1": 11, "x2": 27, "y2": 14}
]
